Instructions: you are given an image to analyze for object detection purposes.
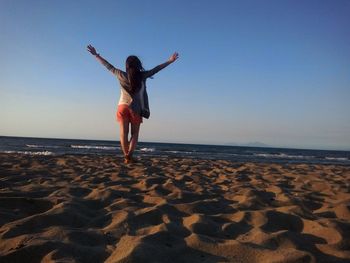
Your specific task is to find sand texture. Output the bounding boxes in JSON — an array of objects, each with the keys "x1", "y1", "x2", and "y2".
[{"x1": 0, "y1": 153, "x2": 350, "y2": 263}]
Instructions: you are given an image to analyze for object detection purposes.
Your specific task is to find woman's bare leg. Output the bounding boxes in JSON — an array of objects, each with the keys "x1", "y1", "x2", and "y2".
[
  {"x1": 119, "y1": 121, "x2": 129, "y2": 157},
  {"x1": 127, "y1": 123, "x2": 141, "y2": 159}
]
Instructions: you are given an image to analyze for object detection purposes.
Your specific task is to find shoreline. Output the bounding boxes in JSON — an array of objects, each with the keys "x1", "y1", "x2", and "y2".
[
  {"x1": 1, "y1": 152, "x2": 350, "y2": 167},
  {"x1": 1, "y1": 154, "x2": 350, "y2": 262}
]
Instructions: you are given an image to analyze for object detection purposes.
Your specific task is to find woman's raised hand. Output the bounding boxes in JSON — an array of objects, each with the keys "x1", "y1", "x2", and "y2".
[
  {"x1": 87, "y1": 44, "x2": 98, "y2": 56},
  {"x1": 169, "y1": 52, "x2": 179, "y2": 63}
]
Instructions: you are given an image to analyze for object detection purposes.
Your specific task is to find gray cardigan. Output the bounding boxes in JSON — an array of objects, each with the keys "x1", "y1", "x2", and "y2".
[{"x1": 99, "y1": 56, "x2": 171, "y2": 119}]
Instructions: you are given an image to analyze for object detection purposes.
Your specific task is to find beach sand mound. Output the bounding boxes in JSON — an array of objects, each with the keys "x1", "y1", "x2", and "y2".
[{"x1": 0, "y1": 154, "x2": 349, "y2": 262}]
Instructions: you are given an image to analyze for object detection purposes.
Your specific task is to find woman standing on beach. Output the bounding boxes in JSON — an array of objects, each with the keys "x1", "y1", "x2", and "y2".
[{"x1": 87, "y1": 45, "x2": 179, "y2": 163}]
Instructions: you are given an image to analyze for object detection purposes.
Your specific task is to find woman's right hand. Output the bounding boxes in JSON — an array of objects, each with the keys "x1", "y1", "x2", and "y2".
[
  {"x1": 169, "y1": 52, "x2": 179, "y2": 63},
  {"x1": 87, "y1": 44, "x2": 98, "y2": 56}
]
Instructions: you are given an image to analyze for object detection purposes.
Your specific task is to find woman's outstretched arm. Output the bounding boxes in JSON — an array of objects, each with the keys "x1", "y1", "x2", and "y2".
[
  {"x1": 87, "y1": 44, "x2": 119, "y2": 75},
  {"x1": 144, "y1": 52, "x2": 179, "y2": 78}
]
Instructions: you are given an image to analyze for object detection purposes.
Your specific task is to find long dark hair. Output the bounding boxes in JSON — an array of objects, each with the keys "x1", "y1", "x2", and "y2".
[{"x1": 126, "y1": 55, "x2": 144, "y2": 95}]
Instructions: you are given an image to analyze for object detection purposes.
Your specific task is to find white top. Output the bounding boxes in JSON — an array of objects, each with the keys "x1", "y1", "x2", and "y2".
[{"x1": 118, "y1": 81, "x2": 145, "y2": 107}]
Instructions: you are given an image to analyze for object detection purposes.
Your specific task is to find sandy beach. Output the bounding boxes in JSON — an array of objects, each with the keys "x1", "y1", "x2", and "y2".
[{"x1": 0, "y1": 153, "x2": 349, "y2": 262}]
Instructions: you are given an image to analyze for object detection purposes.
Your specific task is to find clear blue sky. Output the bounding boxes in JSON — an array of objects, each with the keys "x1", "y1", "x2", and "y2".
[{"x1": 1, "y1": 0, "x2": 349, "y2": 150}]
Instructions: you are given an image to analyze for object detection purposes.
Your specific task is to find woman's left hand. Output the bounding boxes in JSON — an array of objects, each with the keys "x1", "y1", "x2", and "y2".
[{"x1": 87, "y1": 44, "x2": 98, "y2": 56}]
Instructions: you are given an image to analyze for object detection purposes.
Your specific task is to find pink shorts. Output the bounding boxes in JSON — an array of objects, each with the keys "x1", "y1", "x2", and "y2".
[{"x1": 116, "y1": 104, "x2": 142, "y2": 124}]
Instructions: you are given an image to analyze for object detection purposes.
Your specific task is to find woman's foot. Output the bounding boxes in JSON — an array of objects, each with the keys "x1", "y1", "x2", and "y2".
[{"x1": 124, "y1": 154, "x2": 134, "y2": 164}]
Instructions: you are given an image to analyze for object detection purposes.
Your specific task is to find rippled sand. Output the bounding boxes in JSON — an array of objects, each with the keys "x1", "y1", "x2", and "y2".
[{"x1": 0, "y1": 154, "x2": 349, "y2": 262}]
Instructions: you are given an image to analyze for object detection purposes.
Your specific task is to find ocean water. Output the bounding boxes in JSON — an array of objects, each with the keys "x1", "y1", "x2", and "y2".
[{"x1": 0, "y1": 136, "x2": 349, "y2": 165}]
